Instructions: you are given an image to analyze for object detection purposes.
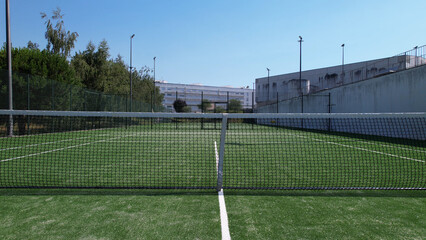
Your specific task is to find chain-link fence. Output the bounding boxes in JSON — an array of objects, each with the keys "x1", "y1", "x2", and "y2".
[
  {"x1": 0, "y1": 70, "x2": 162, "y2": 112},
  {"x1": 162, "y1": 90, "x2": 255, "y2": 113}
]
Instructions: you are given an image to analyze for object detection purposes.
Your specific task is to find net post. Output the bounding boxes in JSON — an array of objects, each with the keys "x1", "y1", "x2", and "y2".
[{"x1": 217, "y1": 113, "x2": 228, "y2": 191}]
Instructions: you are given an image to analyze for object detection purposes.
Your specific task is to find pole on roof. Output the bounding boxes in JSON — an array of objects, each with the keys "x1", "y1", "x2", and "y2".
[
  {"x1": 341, "y1": 44, "x2": 345, "y2": 82},
  {"x1": 298, "y1": 36, "x2": 303, "y2": 98}
]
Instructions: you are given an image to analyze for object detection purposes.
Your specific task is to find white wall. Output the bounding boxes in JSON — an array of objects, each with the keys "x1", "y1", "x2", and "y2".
[
  {"x1": 257, "y1": 65, "x2": 426, "y2": 113},
  {"x1": 256, "y1": 65, "x2": 426, "y2": 140},
  {"x1": 330, "y1": 65, "x2": 426, "y2": 113}
]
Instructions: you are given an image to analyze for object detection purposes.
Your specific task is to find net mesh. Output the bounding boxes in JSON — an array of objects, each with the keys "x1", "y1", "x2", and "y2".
[{"x1": 0, "y1": 110, "x2": 425, "y2": 190}]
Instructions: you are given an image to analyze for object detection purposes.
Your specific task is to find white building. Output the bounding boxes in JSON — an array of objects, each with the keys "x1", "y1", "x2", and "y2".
[{"x1": 156, "y1": 82, "x2": 254, "y2": 112}]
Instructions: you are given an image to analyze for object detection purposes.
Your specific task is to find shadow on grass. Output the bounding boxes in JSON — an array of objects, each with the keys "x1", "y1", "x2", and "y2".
[{"x1": 0, "y1": 188, "x2": 424, "y2": 198}]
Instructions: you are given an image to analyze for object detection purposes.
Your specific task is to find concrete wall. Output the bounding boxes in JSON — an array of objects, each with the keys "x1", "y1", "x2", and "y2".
[
  {"x1": 255, "y1": 55, "x2": 416, "y2": 103},
  {"x1": 256, "y1": 65, "x2": 426, "y2": 140},
  {"x1": 258, "y1": 64, "x2": 426, "y2": 113},
  {"x1": 330, "y1": 65, "x2": 426, "y2": 113}
]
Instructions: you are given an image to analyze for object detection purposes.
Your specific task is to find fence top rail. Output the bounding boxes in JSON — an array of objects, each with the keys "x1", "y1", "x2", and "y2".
[{"x1": 0, "y1": 110, "x2": 425, "y2": 119}]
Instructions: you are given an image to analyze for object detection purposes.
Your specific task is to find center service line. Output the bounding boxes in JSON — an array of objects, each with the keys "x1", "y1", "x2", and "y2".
[{"x1": 215, "y1": 141, "x2": 231, "y2": 240}]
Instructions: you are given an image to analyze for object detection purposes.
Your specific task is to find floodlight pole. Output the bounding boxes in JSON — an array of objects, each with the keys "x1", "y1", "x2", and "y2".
[
  {"x1": 6, "y1": 0, "x2": 13, "y2": 137},
  {"x1": 153, "y1": 56, "x2": 156, "y2": 112},
  {"x1": 298, "y1": 36, "x2": 303, "y2": 97},
  {"x1": 341, "y1": 43, "x2": 345, "y2": 76},
  {"x1": 129, "y1": 34, "x2": 135, "y2": 112}
]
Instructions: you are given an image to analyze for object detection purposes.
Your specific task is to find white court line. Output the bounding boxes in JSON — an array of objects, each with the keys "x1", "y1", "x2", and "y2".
[
  {"x1": 104, "y1": 140, "x2": 194, "y2": 143},
  {"x1": 289, "y1": 133, "x2": 425, "y2": 163},
  {"x1": 0, "y1": 126, "x2": 111, "y2": 139},
  {"x1": 215, "y1": 141, "x2": 231, "y2": 240},
  {"x1": 0, "y1": 134, "x2": 136, "y2": 163},
  {"x1": 0, "y1": 134, "x2": 110, "y2": 151},
  {"x1": 226, "y1": 141, "x2": 301, "y2": 145},
  {"x1": 325, "y1": 134, "x2": 426, "y2": 154}
]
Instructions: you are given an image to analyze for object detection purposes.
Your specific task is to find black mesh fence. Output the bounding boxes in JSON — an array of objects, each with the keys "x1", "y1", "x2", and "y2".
[
  {"x1": 0, "y1": 70, "x2": 161, "y2": 112},
  {"x1": 0, "y1": 111, "x2": 425, "y2": 190}
]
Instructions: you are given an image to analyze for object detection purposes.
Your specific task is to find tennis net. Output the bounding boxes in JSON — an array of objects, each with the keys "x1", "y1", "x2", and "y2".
[{"x1": 0, "y1": 110, "x2": 425, "y2": 190}]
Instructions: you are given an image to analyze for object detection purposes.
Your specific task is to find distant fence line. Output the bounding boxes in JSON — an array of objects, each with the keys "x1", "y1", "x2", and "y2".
[
  {"x1": 0, "y1": 70, "x2": 162, "y2": 112},
  {"x1": 164, "y1": 90, "x2": 255, "y2": 113}
]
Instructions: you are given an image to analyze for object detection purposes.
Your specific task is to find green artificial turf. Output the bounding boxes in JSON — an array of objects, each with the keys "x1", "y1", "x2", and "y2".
[
  {"x1": 0, "y1": 189, "x2": 424, "y2": 239},
  {"x1": 225, "y1": 190, "x2": 426, "y2": 240},
  {"x1": 0, "y1": 189, "x2": 220, "y2": 240}
]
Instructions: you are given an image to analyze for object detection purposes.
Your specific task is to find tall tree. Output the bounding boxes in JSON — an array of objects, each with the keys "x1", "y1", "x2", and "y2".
[
  {"x1": 41, "y1": 7, "x2": 78, "y2": 57},
  {"x1": 71, "y1": 40, "x2": 109, "y2": 91},
  {"x1": 27, "y1": 41, "x2": 39, "y2": 50},
  {"x1": 71, "y1": 41, "x2": 164, "y2": 110}
]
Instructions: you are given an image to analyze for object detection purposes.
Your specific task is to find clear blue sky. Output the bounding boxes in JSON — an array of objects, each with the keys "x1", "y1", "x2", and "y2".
[{"x1": 1, "y1": 0, "x2": 425, "y2": 88}]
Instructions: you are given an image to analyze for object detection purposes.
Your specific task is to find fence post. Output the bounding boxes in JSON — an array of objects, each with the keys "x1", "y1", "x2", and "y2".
[
  {"x1": 328, "y1": 92, "x2": 331, "y2": 131},
  {"x1": 415, "y1": 46, "x2": 418, "y2": 67},
  {"x1": 27, "y1": 74, "x2": 30, "y2": 134},
  {"x1": 226, "y1": 91, "x2": 229, "y2": 112},
  {"x1": 252, "y1": 91, "x2": 254, "y2": 112},
  {"x1": 84, "y1": 90, "x2": 87, "y2": 111},
  {"x1": 69, "y1": 86, "x2": 72, "y2": 111},
  {"x1": 174, "y1": 91, "x2": 178, "y2": 129},
  {"x1": 51, "y1": 79, "x2": 55, "y2": 110},
  {"x1": 276, "y1": 91, "x2": 279, "y2": 113},
  {"x1": 252, "y1": 91, "x2": 254, "y2": 130},
  {"x1": 217, "y1": 113, "x2": 228, "y2": 191},
  {"x1": 301, "y1": 93, "x2": 304, "y2": 129},
  {"x1": 69, "y1": 86, "x2": 73, "y2": 131},
  {"x1": 27, "y1": 74, "x2": 30, "y2": 110},
  {"x1": 201, "y1": 91, "x2": 204, "y2": 129}
]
